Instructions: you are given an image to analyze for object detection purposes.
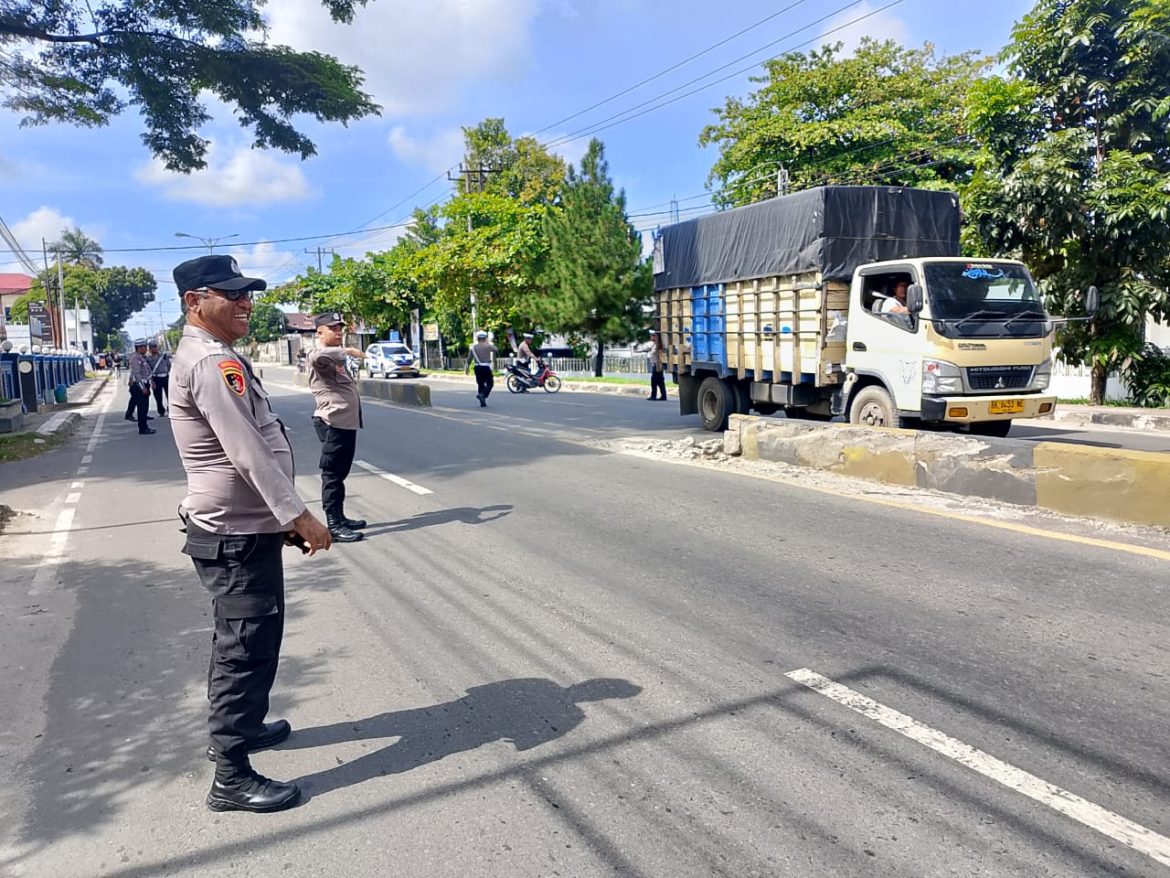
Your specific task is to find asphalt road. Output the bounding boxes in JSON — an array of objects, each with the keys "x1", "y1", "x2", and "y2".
[{"x1": 0, "y1": 376, "x2": 1167, "y2": 877}]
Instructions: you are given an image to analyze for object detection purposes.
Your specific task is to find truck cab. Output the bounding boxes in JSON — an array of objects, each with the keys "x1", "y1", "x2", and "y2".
[{"x1": 843, "y1": 257, "x2": 1056, "y2": 436}]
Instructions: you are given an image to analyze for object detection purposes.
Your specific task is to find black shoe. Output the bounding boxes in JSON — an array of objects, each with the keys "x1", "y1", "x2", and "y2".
[
  {"x1": 329, "y1": 523, "x2": 363, "y2": 542},
  {"x1": 124, "y1": 414, "x2": 134, "y2": 421},
  {"x1": 139, "y1": 428, "x2": 157, "y2": 435},
  {"x1": 206, "y1": 720, "x2": 291, "y2": 762},
  {"x1": 480, "y1": 398, "x2": 486, "y2": 407},
  {"x1": 147, "y1": 416, "x2": 155, "y2": 420},
  {"x1": 342, "y1": 517, "x2": 367, "y2": 530},
  {"x1": 207, "y1": 768, "x2": 301, "y2": 813}
]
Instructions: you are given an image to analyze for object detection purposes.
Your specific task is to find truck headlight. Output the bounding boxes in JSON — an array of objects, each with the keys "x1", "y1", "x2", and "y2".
[
  {"x1": 1034, "y1": 358, "x2": 1052, "y2": 390},
  {"x1": 922, "y1": 359, "x2": 962, "y2": 395}
]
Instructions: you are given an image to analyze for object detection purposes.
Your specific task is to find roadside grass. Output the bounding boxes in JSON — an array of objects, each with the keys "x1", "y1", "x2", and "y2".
[
  {"x1": 1057, "y1": 397, "x2": 1150, "y2": 407},
  {"x1": 0, "y1": 431, "x2": 65, "y2": 463}
]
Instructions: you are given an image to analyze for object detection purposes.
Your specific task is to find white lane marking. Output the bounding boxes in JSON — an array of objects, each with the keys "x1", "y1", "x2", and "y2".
[
  {"x1": 65, "y1": 492, "x2": 81, "y2": 504},
  {"x1": 30, "y1": 508, "x2": 76, "y2": 595},
  {"x1": 354, "y1": 460, "x2": 433, "y2": 495},
  {"x1": 76, "y1": 467, "x2": 88, "y2": 475},
  {"x1": 786, "y1": 668, "x2": 1170, "y2": 869},
  {"x1": 81, "y1": 454, "x2": 93, "y2": 464},
  {"x1": 70, "y1": 481, "x2": 84, "y2": 489}
]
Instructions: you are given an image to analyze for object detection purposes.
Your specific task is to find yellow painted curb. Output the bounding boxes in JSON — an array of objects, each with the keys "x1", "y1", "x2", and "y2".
[{"x1": 1034, "y1": 442, "x2": 1170, "y2": 528}]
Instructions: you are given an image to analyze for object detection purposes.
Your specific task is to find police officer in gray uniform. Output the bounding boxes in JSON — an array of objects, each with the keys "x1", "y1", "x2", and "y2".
[
  {"x1": 147, "y1": 340, "x2": 170, "y2": 416},
  {"x1": 170, "y1": 254, "x2": 332, "y2": 813},
  {"x1": 308, "y1": 312, "x2": 366, "y2": 543},
  {"x1": 127, "y1": 339, "x2": 155, "y2": 433}
]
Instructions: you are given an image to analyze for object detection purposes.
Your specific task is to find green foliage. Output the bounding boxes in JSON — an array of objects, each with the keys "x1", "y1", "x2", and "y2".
[
  {"x1": 50, "y1": 227, "x2": 103, "y2": 268},
  {"x1": 245, "y1": 303, "x2": 287, "y2": 343},
  {"x1": 28, "y1": 263, "x2": 157, "y2": 341},
  {"x1": 8, "y1": 287, "x2": 46, "y2": 323},
  {"x1": 0, "y1": 0, "x2": 379, "y2": 171},
  {"x1": 965, "y1": 0, "x2": 1170, "y2": 403},
  {"x1": 700, "y1": 39, "x2": 990, "y2": 206},
  {"x1": 1121, "y1": 343, "x2": 1170, "y2": 407},
  {"x1": 537, "y1": 139, "x2": 652, "y2": 375}
]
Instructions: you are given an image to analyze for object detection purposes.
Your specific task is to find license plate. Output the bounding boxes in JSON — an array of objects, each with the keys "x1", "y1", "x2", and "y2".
[{"x1": 989, "y1": 399, "x2": 1025, "y2": 414}]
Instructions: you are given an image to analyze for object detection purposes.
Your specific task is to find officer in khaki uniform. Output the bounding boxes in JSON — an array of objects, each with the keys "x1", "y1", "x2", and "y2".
[
  {"x1": 307, "y1": 313, "x2": 367, "y2": 542},
  {"x1": 126, "y1": 339, "x2": 156, "y2": 433},
  {"x1": 170, "y1": 254, "x2": 332, "y2": 814}
]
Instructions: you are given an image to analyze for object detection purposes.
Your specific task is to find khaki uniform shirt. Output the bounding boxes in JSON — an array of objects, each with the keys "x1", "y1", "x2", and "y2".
[
  {"x1": 170, "y1": 325, "x2": 306, "y2": 534},
  {"x1": 470, "y1": 342, "x2": 498, "y2": 366},
  {"x1": 308, "y1": 347, "x2": 362, "y2": 430},
  {"x1": 130, "y1": 352, "x2": 153, "y2": 384}
]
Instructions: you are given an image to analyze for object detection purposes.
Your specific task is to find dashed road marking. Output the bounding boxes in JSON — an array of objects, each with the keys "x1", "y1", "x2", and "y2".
[
  {"x1": 354, "y1": 460, "x2": 434, "y2": 495},
  {"x1": 786, "y1": 668, "x2": 1170, "y2": 869}
]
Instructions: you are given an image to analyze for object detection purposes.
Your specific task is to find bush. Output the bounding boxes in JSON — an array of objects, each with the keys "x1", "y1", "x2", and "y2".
[{"x1": 1122, "y1": 343, "x2": 1170, "y2": 407}]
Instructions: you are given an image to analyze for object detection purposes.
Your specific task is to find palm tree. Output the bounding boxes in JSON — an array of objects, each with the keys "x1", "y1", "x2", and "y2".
[{"x1": 50, "y1": 227, "x2": 103, "y2": 268}]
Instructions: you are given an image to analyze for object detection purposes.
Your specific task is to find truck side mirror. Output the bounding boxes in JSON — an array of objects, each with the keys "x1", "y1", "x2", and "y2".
[
  {"x1": 906, "y1": 283, "x2": 924, "y2": 314},
  {"x1": 1085, "y1": 285, "x2": 1100, "y2": 316}
]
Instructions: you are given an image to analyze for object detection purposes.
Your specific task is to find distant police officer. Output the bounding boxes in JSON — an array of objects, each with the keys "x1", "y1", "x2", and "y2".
[
  {"x1": 308, "y1": 313, "x2": 367, "y2": 543},
  {"x1": 127, "y1": 339, "x2": 155, "y2": 434},
  {"x1": 147, "y1": 341, "x2": 171, "y2": 416},
  {"x1": 171, "y1": 254, "x2": 332, "y2": 814},
  {"x1": 466, "y1": 330, "x2": 498, "y2": 407}
]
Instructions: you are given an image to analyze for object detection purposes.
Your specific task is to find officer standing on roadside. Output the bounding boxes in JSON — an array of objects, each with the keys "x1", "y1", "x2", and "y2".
[
  {"x1": 127, "y1": 339, "x2": 156, "y2": 434},
  {"x1": 466, "y1": 330, "x2": 498, "y2": 407},
  {"x1": 308, "y1": 312, "x2": 367, "y2": 543},
  {"x1": 147, "y1": 340, "x2": 171, "y2": 416},
  {"x1": 171, "y1": 254, "x2": 332, "y2": 814}
]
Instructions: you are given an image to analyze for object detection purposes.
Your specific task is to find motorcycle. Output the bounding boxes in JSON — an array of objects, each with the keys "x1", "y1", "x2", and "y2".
[{"x1": 506, "y1": 360, "x2": 562, "y2": 394}]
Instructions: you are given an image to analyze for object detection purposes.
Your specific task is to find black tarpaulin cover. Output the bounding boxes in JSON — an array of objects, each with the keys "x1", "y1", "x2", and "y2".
[{"x1": 652, "y1": 186, "x2": 961, "y2": 290}]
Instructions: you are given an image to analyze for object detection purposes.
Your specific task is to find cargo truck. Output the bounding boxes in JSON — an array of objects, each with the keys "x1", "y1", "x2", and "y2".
[{"x1": 653, "y1": 186, "x2": 1085, "y2": 436}]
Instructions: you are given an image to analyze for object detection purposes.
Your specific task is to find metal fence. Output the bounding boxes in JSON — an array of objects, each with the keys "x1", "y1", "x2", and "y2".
[{"x1": 437, "y1": 355, "x2": 650, "y2": 376}]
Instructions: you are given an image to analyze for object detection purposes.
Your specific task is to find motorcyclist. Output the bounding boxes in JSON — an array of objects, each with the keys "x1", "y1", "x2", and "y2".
[{"x1": 515, "y1": 332, "x2": 538, "y2": 392}]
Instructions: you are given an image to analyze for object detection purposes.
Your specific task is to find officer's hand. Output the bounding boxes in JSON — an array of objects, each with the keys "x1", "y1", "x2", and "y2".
[
  {"x1": 289, "y1": 510, "x2": 332, "y2": 555},
  {"x1": 344, "y1": 347, "x2": 366, "y2": 358}
]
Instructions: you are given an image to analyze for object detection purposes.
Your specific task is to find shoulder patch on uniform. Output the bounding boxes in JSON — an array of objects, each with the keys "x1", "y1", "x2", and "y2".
[{"x1": 218, "y1": 360, "x2": 247, "y2": 396}]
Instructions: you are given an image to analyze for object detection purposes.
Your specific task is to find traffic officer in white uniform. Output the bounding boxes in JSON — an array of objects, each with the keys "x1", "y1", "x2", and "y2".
[
  {"x1": 171, "y1": 254, "x2": 331, "y2": 814},
  {"x1": 308, "y1": 312, "x2": 366, "y2": 542}
]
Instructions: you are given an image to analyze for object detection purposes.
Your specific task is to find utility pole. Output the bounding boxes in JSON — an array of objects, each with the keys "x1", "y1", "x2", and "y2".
[
  {"x1": 56, "y1": 246, "x2": 68, "y2": 349},
  {"x1": 777, "y1": 166, "x2": 790, "y2": 197},
  {"x1": 304, "y1": 246, "x2": 337, "y2": 273},
  {"x1": 447, "y1": 161, "x2": 500, "y2": 335}
]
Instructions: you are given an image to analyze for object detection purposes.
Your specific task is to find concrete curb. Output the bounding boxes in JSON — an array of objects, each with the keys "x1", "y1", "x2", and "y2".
[
  {"x1": 36, "y1": 411, "x2": 83, "y2": 438},
  {"x1": 75, "y1": 374, "x2": 110, "y2": 405},
  {"x1": 1051, "y1": 407, "x2": 1170, "y2": 432},
  {"x1": 729, "y1": 414, "x2": 1170, "y2": 529},
  {"x1": 289, "y1": 370, "x2": 432, "y2": 407}
]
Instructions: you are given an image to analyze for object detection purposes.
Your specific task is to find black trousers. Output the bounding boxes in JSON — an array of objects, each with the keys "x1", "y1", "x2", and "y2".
[
  {"x1": 129, "y1": 382, "x2": 150, "y2": 431},
  {"x1": 473, "y1": 365, "x2": 494, "y2": 399},
  {"x1": 649, "y1": 369, "x2": 667, "y2": 400},
  {"x1": 152, "y1": 375, "x2": 169, "y2": 414},
  {"x1": 183, "y1": 523, "x2": 285, "y2": 763},
  {"x1": 313, "y1": 417, "x2": 357, "y2": 520}
]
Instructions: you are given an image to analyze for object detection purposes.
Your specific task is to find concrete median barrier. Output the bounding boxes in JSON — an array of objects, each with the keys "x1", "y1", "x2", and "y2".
[
  {"x1": 290, "y1": 370, "x2": 431, "y2": 407},
  {"x1": 729, "y1": 414, "x2": 1170, "y2": 528}
]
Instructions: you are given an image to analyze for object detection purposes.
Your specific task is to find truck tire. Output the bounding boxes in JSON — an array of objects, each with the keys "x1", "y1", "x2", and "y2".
[
  {"x1": 731, "y1": 381, "x2": 752, "y2": 415},
  {"x1": 698, "y1": 376, "x2": 734, "y2": 432},
  {"x1": 969, "y1": 420, "x2": 1012, "y2": 438},
  {"x1": 849, "y1": 386, "x2": 900, "y2": 428}
]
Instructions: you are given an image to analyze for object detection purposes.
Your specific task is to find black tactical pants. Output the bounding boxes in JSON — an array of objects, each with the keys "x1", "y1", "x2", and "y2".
[
  {"x1": 183, "y1": 523, "x2": 285, "y2": 763},
  {"x1": 129, "y1": 382, "x2": 150, "y2": 431},
  {"x1": 152, "y1": 375, "x2": 169, "y2": 414},
  {"x1": 649, "y1": 368, "x2": 666, "y2": 400},
  {"x1": 473, "y1": 365, "x2": 494, "y2": 400},
  {"x1": 313, "y1": 417, "x2": 357, "y2": 520}
]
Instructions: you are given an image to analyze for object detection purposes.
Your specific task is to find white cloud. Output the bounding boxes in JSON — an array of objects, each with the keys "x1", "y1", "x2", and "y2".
[
  {"x1": 820, "y1": 2, "x2": 910, "y2": 55},
  {"x1": 388, "y1": 125, "x2": 467, "y2": 175},
  {"x1": 265, "y1": 0, "x2": 542, "y2": 116},
  {"x1": 226, "y1": 241, "x2": 311, "y2": 288},
  {"x1": 9, "y1": 206, "x2": 75, "y2": 258},
  {"x1": 136, "y1": 143, "x2": 313, "y2": 206}
]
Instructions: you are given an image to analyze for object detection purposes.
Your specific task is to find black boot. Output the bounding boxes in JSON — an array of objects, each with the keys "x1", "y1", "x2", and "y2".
[
  {"x1": 207, "y1": 757, "x2": 300, "y2": 813},
  {"x1": 342, "y1": 515, "x2": 367, "y2": 530},
  {"x1": 206, "y1": 719, "x2": 291, "y2": 762},
  {"x1": 328, "y1": 514, "x2": 363, "y2": 543}
]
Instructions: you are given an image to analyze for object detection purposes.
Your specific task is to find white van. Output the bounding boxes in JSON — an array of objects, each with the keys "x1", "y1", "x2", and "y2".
[{"x1": 365, "y1": 342, "x2": 419, "y2": 379}]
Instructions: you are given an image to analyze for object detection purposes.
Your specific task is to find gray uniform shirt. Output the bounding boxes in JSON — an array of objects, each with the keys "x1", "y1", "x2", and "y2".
[
  {"x1": 148, "y1": 352, "x2": 170, "y2": 377},
  {"x1": 308, "y1": 347, "x2": 362, "y2": 430},
  {"x1": 170, "y1": 325, "x2": 306, "y2": 535},
  {"x1": 470, "y1": 342, "x2": 498, "y2": 366},
  {"x1": 130, "y1": 352, "x2": 153, "y2": 385}
]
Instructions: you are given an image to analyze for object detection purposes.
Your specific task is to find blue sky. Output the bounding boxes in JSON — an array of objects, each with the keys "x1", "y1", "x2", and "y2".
[{"x1": 0, "y1": 0, "x2": 1035, "y2": 339}]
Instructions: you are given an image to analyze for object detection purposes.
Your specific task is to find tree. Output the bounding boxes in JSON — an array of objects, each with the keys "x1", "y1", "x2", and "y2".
[
  {"x1": 0, "y1": 0, "x2": 379, "y2": 171},
  {"x1": 26, "y1": 264, "x2": 157, "y2": 342},
  {"x1": 50, "y1": 227, "x2": 103, "y2": 268},
  {"x1": 538, "y1": 139, "x2": 652, "y2": 376},
  {"x1": 245, "y1": 303, "x2": 287, "y2": 344},
  {"x1": 965, "y1": 0, "x2": 1170, "y2": 403},
  {"x1": 700, "y1": 39, "x2": 990, "y2": 206}
]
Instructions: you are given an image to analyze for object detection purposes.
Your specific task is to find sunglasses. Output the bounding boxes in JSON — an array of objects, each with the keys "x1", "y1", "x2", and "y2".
[{"x1": 194, "y1": 287, "x2": 254, "y2": 302}]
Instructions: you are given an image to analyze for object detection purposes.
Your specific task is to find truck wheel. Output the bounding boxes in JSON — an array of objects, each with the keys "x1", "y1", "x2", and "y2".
[
  {"x1": 849, "y1": 386, "x2": 900, "y2": 428},
  {"x1": 969, "y1": 420, "x2": 1012, "y2": 438},
  {"x1": 698, "y1": 376, "x2": 734, "y2": 431},
  {"x1": 731, "y1": 381, "x2": 752, "y2": 415}
]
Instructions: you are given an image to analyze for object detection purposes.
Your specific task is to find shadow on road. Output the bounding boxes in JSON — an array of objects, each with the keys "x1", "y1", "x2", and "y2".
[
  {"x1": 362, "y1": 504, "x2": 512, "y2": 537},
  {"x1": 287, "y1": 677, "x2": 641, "y2": 799}
]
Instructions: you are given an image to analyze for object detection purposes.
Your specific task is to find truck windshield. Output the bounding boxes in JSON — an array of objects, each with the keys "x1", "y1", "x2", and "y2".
[{"x1": 924, "y1": 262, "x2": 1048, "y2": 338}]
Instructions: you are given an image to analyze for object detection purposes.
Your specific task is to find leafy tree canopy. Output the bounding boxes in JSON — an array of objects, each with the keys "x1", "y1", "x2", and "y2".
[
  {"x1": 245, "y1": 302, "x2": 287, "y2": 343},
  {"x1": 700, "y1": 39, "x2": 990, "y2": 206},
  {"x1": 964, "y1": 0, "x2": 1170, "y2": 403},
  {"x1": 26, "y1": 263, "x2": 157, "y2": 341},
  {"x1": 537, "y1": 139, "x2": 651, "y2": 375},
  {"x1": 50, "y1": 227, "x2": 103, "y2": 268},
  {"x1": 0, "y1": 0, "x2": 380, "y2": 171}
]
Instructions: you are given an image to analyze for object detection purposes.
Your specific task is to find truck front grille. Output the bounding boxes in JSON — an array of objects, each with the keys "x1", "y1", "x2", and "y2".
[{"x1": 965, "y1": 365, "x2": 1034, "y2": 391}]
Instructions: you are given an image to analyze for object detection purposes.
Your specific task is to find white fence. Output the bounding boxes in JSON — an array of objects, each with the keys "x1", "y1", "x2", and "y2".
[{"x1": 1050, "y1": 360, "x2": 1129, "y2": 401}]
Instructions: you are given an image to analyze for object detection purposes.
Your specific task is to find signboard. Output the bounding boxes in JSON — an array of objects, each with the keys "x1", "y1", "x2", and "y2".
[
  {"x1": 423, "y1": 323, "x2": 440, "y2": 342},
  {"x1": 388, "y1": 330, "x2": 401, "y2": 342}
]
